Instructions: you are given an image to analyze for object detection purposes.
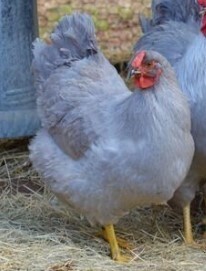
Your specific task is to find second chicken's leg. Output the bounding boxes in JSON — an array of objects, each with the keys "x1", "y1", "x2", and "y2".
[{"x1": 183, "y1": 203, "x2": 194, "y2": 244}]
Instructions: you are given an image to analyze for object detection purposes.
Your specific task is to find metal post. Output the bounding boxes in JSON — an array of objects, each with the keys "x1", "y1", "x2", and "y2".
[{"x1": 0, "y1": 0, "x2": 40, "y2": 138}]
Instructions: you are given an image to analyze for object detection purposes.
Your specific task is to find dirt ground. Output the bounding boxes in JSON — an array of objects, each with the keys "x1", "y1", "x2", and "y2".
[{"x1": 0, "y1": 140, "x2": 206, "y2": 271}]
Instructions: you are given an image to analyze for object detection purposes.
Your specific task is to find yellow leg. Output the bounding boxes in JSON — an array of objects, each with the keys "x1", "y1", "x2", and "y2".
[
  {"x1": 183, "y1": 204, "x2": 194, "y2": 244},
  {"x1": 100, "y1": 227, "x2": 134, "y2": 250},
  {"x1": 103, "y1": 224, "x2": 132, "y2": 262},
  {"x1": 182, "y1": 204, "x2": 206, "y2": 250}
]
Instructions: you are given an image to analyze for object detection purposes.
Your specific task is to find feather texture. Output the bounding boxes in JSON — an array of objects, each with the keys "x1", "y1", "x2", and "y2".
[{"x1": 32, "y1": 13, "x2": 98, "y2": 88}]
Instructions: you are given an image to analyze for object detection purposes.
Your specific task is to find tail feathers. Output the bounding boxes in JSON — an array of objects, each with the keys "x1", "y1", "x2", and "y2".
[{"x1": 32, "y1": 12, "x2": 98, "y2": 86}]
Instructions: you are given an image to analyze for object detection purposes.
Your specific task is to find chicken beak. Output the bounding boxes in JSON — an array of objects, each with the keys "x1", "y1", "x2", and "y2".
[
  {"x1": 127, "y1": 68, "x2": 141, "y2": 80},
  {"x1": 200, "y1": 7, "x2": 206, "y2": 16}
]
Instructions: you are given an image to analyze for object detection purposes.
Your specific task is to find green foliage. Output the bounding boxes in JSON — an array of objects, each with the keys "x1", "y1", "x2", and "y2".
[{"x1": 118, "y1": 7, "x2": 134, "y2": 20}]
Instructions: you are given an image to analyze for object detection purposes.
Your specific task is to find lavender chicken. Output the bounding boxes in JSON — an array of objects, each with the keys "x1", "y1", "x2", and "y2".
[
  {"x1": 136, "y1": 0, "x2": 206, "y2": 245},
  {"x1": 29, "y1": 13, "x2": 194, "y2": 261},
  {"x1": 139, "y1": 0, "x2": 200, "y2": 33}
]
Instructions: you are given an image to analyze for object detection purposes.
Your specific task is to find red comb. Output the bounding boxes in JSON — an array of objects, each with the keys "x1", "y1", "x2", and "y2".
[
  {"x1": 132, "y1": 51, "x2": 146, "y2": 68},
  {"x1": 197, "y1": 0, "x2": 206, "y2": 7}
]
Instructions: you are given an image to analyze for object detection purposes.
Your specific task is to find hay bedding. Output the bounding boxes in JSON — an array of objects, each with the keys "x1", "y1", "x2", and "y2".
[{"x1": 0, "y1": 140, "x2": 206, "y2": 271}]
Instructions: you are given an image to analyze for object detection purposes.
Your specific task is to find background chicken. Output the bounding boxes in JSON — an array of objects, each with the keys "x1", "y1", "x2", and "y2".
[
  {"x1": 135, "y1": 0, "x2": 206, "y2": 245},
  {"x1": 139, "y1": 0, "x2": 200, "y2": 33},
  {"x1": 29, "y1": 12, "x2": 194, "y2": 261}
]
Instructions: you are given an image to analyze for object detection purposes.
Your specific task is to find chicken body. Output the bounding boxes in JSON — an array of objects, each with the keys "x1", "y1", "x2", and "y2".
[
  {"x1": 29, "y1": 13, "x2": 194, "y2": 260},
  {"x1": 30, "y1": 76, "x2": 192, "y2": 226}
]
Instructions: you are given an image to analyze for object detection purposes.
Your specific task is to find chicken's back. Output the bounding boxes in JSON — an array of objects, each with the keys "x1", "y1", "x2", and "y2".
[{"x1": 32, "y1": 13, "x2": 129, "y2": 159}]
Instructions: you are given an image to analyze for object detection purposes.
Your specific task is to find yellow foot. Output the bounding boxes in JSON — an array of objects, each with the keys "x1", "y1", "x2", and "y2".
[
  {"x1": 97, "y1": 228, "x2": 134, "y2": 250},
  {"x1": 103, "y1": 224, "x2": 133, "y2": 262},
  {"x1": 114, "y1": 253, "x2": 133, "y2": 263}
]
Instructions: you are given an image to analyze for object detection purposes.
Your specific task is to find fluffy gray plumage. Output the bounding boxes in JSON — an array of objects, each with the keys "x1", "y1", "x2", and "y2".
[
  {"x1": 135, "y1": 3, "x2": 206, "y2": 211},
  {"x1": 139, "y1": 0, "x2": 200, "y2": 33},
  {"x1": 29, "y1": 13, "x2": 194, "y2": 226}
]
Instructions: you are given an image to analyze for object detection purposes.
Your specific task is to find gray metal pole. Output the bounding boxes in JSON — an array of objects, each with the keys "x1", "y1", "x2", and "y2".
[{"x1": 0, "y1": 0, "x2": 40, "y2": 138}]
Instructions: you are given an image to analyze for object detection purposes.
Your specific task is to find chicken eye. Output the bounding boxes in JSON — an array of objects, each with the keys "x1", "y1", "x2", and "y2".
[{"x1": 145, "y1": 61, "x2": 153, "y2": 68}]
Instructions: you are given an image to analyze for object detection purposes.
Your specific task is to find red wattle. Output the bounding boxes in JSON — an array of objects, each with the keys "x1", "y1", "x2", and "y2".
[
  {"x1": 134, "y1": 69, "x2": 162, "y2": 90},
  {"x1": 135, "y1": 75, "x2": 156, "y2": 89}
]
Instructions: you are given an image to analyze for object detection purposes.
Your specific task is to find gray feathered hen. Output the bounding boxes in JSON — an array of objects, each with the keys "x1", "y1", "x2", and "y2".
[
  {"x1": 139, "y1": 0, "x2": 200, "y2": 33},
  {"x1": 135, "y1": 0, "x2": 206, "y2": 245},
  {"x1": 29, "y1": 12, "x2": 194, "y2": 261}
]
